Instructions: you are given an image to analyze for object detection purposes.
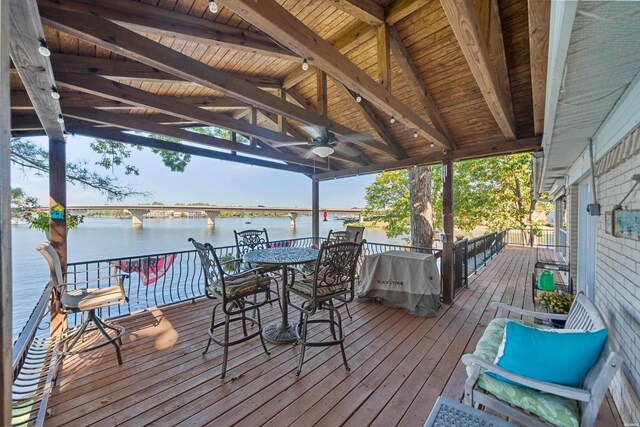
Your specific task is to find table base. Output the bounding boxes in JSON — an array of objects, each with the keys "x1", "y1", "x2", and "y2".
[{"x1": 262, "y1": 320, "x2": 298, "y2": 344}]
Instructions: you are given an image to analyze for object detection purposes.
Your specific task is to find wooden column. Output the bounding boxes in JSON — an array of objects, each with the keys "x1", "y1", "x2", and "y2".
[
  {"x1": 48, "y1": 139, "x2": 67, "y2": 270},
  {"x1": 312, "y1": 178, "x2": 320, "y2": 244},
  {"x1": 0, "y1": 1, "x2": 12, "y2": 424},
  {"x1": 441, "y1": 156, "x2": 455, "y2": 305}
]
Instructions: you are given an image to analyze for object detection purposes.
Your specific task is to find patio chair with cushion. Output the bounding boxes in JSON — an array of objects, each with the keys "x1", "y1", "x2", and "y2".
[
  {"x1": 462, "y1": 293, "x2": 621, "y2": 427},
  {"x1": 234, "y1": 228, "x2": 281, "y2": 306},
  {"x1": 286, "y1": 240, "x2": 364, "y2": 375},
  {"x1": 189, "y1": 238, "x2": 271, "y2": 379},
  {"x1": 37, "y1": 242, "x2": 127, "y2": 365}
]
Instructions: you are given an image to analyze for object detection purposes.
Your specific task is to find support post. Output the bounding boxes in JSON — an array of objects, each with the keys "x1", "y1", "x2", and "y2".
[
  {"x1": 288, "y1": 212, "x2": 298, "y2": 228},
  {"x1": 312, "y1": 178, "x2": 319, "y2": 244},
  {"x1": 128, "y1": 209, "x2": 149, "y2": 227},
  {"x1": 358, "y1": 212, "x2": 364, "y2": 223},
  {"x1": 441, "y1": 156, "x2": 455, "y2": 305},
  {"x1": 205, "y1": 210, "x2": 219, "y2": 228},
  {"x1": 0, "y1": 1, "x2": 12, "y2": 423}
]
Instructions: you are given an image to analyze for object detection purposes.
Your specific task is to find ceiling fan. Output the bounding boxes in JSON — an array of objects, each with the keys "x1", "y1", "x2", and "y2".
[{"x1": 271, "y1": 125, "x2": 371, "y2": 158}]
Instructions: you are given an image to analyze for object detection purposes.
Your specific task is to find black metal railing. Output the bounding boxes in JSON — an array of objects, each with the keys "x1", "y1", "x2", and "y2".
[
  {"x1": 453, "y1": 230, "x2": 508, "y2": 295},
  {"x1": 505, "y1": 228, "x2": 555, "y2": 247}
]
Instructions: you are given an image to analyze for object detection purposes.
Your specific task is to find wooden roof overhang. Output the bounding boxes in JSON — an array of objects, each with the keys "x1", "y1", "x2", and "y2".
[{"x1": 9, "y1": 0, "x2": 547, "y2": 181}]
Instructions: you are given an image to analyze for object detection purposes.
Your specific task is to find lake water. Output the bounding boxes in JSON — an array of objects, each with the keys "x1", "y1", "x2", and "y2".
[{"x1": 11, "y1": 216, "x2": 402, "y2": 338}]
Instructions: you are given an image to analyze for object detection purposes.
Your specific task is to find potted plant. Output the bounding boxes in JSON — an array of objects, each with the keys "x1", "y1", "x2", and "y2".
[
  {"x1": 22, "y1": 208, "x2": 84, "y2": 240},
  {"x1": 535, "y1": 290, "x2": 574, "y2": 327}
]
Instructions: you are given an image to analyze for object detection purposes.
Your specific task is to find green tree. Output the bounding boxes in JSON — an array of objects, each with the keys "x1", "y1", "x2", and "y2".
[{"x1": 364, "y1": 170, "x2": 410, "y2": 239}]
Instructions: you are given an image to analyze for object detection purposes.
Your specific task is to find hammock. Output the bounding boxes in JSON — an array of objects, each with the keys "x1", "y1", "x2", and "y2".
[{"x1": 111, "y1": 254, "x2": 177, "y2": 286}]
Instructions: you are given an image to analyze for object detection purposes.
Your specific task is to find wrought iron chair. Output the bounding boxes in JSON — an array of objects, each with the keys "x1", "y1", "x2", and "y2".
[
  {"x1": 189, "y1": 238, "x2": 271, "y2": 379},
  {"x1": 286, "y1": 240, "x2": 365, "y2": 375},
  {"x1": 346, "y1": 225, "x2": 365, "y2": 243},
  {"x1": 37, "y1": 242, "x2": 127, "y2": 365},
  {"x1": 327, "y1": 229, "x2": 360, "y2": 243},
  {"x1": 234, "y1": 228, "x2": 281, "y2": 306}
]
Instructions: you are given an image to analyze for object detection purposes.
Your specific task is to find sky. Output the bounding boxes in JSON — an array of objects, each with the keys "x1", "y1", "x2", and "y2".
[{"x1": 11, "y1": 134, "x2": 378, "y2": 208}]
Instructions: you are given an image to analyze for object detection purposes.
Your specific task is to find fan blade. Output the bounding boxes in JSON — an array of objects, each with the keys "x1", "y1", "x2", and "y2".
[
  {"x1": 271, "y1": 141, "x2": 310, "y2": 147},
  {"x1": 302, "y1": 149, "x2": 318, "y2": 159},
  {"x1": 301, "y1": 125, "x2": 324, "y2": 139},
  {"x1": 334, "y1": 143, "x2": 361, "y2": 157},
  {"x1": 336, "y1": 133, "x2": 371, "y2": 143}
]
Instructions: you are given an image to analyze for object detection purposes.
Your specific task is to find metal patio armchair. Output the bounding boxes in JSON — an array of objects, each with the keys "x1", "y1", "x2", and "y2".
[
  {"x1": 327, "y1": 229, "x2": 360, "y2": 243},
  {"x1": 286, "y1": 240, "x2": 364, "y2": 375},
  {"x1": 189, "y1": 238, "x2": 271, "y2": 379},
  {"x1": 37, "y1": 242, "x2": 127, "y2": 365}
]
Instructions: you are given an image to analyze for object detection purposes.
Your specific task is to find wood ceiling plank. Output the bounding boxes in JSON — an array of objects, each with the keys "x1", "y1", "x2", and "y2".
[
  {"x1": 316, "y1": 70, "x2": 328, "y2": 116},
  {"x1": 9, "y1": 0, "x2": 65, "y2": 141},
  {"x1": 388, "y1": 25, "x2": 452, "y2": 143},
  {"x1": 527, "y1": 0, "x2": 550, "y2": 136},
  {"x1": 314, "y1": 136, "x2": 541, "y2": 180},
  {"x1": 40, "y1": 0, "x2": 300, "y2": 60},
  {"x1": 38, "y1": 2, "x2": 371, "y2": 152},
  {"x1": 62, "y1": 107, "x2": 330, "y2": 170},
  {"x1": 440, "y1": 0, "x2": 516, "y2": 140},
  {"x1": 385, "y1": 0, "x2": 428, "y2": 25},
  {"x1": 321, "y1": 0, "x2": 385, "y2": 26},
  {"x1": 218, "y1": 0, "x2": 451, "y2": 149}
]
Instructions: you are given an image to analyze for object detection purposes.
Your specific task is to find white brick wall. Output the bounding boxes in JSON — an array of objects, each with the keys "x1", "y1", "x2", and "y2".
[{"x1": 595, "y1": 151, "x2": 640, "y2": 424}]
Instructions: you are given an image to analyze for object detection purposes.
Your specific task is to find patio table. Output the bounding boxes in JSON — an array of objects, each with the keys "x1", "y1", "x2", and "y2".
[{"x1": 243, "y1": 247, "x2": 318, "y2": 344}]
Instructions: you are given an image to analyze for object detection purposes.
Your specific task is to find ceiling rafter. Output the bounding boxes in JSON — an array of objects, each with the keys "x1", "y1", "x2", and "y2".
[
  {"x1": 62, "y1": 107, "x2": 331, "y2": 170},
  {"x1": 38, "y1": 1, "x2": 383, "y2": 165},
  {"x1": 387, "y1": 25, "x2": 453, "y2": 145},
  {"x1": 332, "y1": 79, "x2": 405, "y2": 159},
  {"x1": 385, "y1": 0, "x2": 429, "y2": 25},
  {"x1": 313, "y1": 137, "x2": 542, "y2": 180},
  {"x1": 40, "y1": 0, "x2": 299, "y2": 61},
  {"x1": 528, "y1": 0, "x2": 550, "y2": 136},
  {"x1": 9, "y1": 0, "x2": 65, "y2": 141},
  {"x1": 320, "y1": 0, "x2": 384, "y2": 26},
  {"x1": 440, "y1": 0, "x2": 516, "y2": 140},
  {"x1": 376, "y1": 25, "x2": 391, "y2": 90},
  {"x1": 217, "y1": 0, "x2": 452, "y2": 150}
]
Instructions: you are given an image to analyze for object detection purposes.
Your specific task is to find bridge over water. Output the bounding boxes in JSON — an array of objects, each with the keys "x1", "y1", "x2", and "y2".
[{"x1": 67, "y1": 205, "x2": 364, "y2": 228}]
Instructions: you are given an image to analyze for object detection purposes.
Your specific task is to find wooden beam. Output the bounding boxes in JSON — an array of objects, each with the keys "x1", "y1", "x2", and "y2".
[
  {"x1": 250, "y1": 107, "x2": 257, "y2": 146},
  {"x1": 488, "y1": 0, "x2": 513, "y2": 131},
  {"x1": 385, "y1": 0, "x2": 428, "y2": 25},
  {"x1": 441, "y1": 155, "x2": 454, "y2": 305},
  {"x1": 48, "y1": 138, "x2": 67, "y2": 273},
  {"x1": 0, "y1": 1, "x2": 12, "y2": 424},
  {"x1": 281, "y1": 22, "x2": 375, "y2": 90},
  {"x1": 48, "y1": 55, "x2": 282, "y2": 89},
  {"x1": 316, "y1": 70, "x2": 328, "y2": 116},
  {"x1": 218, "y1": 0, "x2": 451, "y2": 149},
  {"x1": 388, "y1": 25, "x2": 452, "y2": 142},
  {"x1": 440, "y1": 0, "x2": 516, "y2": 140},
  {"x1": 322, "y1": 0, "x2": 384, "y2": 26},
  {"x1": 63, "y1": 107, "x2": 331, "y2": 170},
  {"x1": 68, "y1": 126, "x2": 315, "y2": 175},
  {"x1": 39, "y1": 0, "x2": 299, "y2": 60},
  {"x1": 10, "y1": 0, "x2": 65, "y2": 141},
  {"x1": 285, "y1": 88, "x2": 313, "y2": 109},
  {"x1": 312, "y1": 178, "x2": 320, "y2": 243},
  {"x1": 528, "y1": 0, "x2": 550, "y2": 136},
  {"x1": 313, "y1": 136, "x2": 541, "y2": 180},
  {"x1": 333, "y1": 80, "x2": 405, "y2": 159},
  {"x1": 377, "y1": 25, "x2": 391, "y2": 90},
  {"x1": 38, "y1": 3, "x2": 367, "y2": 144},
  {"x1": 54, "y1": 72, "x2": 299, "y2": 145}
]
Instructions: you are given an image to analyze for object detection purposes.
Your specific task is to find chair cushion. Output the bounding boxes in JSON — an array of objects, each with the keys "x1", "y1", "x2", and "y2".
[
  {"x1": 492, "y1": 321, "x2": 608, "y2": 387},
  {"x1": 291, "y1": 277, "x2": 347, "y2": 298},
  {"x1": 62, "y1": 286, "x2": 125, "y2": 311},
  {"x1": 208, "y1": 274, "x2": 271, "y2": 299},
  {"x1": 467, "y1": 318, "x2": 580, "y2": 427}
]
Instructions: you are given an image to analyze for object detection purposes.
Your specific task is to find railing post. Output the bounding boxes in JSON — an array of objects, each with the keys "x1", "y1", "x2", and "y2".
[
  {"x1": 0, "y1": 1, "x2": 12, "y2": 422},
  {"x1": 441, "y1": 156, "x2": 455, "y2": 305},
  {"x1": 311, "y1": 178, "x2": 319, "y2": 245}
]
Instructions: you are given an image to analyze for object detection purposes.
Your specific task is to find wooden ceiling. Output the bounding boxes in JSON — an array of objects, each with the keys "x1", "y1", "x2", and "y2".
[{"x1": 9, "y1": 0, "x2": 547, "y2": 179}]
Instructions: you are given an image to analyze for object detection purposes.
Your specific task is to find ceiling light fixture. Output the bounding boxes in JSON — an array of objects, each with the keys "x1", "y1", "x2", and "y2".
[
  {"x1": 413, "y1": 131, "x2": 418, "y2": 138},
  {"x1": 390, "y1": 116, "x2": 396, "y2": 124},
  {"x1": 430, "y1": 143, "x2": 435, "y2": 148},
  {"x1": 56, "y1": 114, "x2": 64, "y2": 124},
  {"x1": 50, "y1": 86, "x2": 60, "y2": 99},
  {"x1": 355, "y1": 94, "x2": 362, "y2": 103},
  {"x1": 38, "y1": 38, "x2": 51, "y2": 57},
  {"x1": 208, "y1": 0, "x2": 218, "y2": 13},
  {"x1": 302, "y1": 58, "x2": 309, "y2": 71},
  {"x1": 312, "y1": 145, "x2": 334, "y2": 158}
]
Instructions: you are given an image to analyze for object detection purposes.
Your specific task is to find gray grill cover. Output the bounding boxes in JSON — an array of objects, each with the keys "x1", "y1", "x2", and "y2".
[{"x1": 357, "y1": 250, "x2": 441, "y2": 316}]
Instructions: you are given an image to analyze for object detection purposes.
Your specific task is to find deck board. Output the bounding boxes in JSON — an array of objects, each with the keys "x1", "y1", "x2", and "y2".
[{"x1": 45, "y1": 247, "x2": 621, "y2": 426}]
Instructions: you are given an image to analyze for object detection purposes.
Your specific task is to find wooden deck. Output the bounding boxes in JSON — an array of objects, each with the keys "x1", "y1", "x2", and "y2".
[{"x1": 45, "y1": 247, "x2": 622, "y2": 426}]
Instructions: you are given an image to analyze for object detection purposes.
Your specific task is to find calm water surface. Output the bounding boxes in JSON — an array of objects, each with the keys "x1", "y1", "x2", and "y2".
[{"x1": 11, "y1": 216, "x2": 402, "y2": 338}]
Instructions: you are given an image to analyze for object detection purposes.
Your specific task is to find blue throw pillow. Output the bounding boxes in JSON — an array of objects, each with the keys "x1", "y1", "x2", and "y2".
[{"x1": 488, "y1": 321, "x2": 608, "y2": 388}]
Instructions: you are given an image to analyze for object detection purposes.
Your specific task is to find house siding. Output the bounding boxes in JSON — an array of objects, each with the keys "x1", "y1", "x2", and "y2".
[{"x1": 595, "y1": 150, "x2": 640, "y2": 424}]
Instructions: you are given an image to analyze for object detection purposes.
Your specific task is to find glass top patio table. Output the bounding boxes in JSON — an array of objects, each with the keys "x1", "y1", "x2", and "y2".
[{"x1": 243, "y1": 247, "x2": 319, "y2": 343}]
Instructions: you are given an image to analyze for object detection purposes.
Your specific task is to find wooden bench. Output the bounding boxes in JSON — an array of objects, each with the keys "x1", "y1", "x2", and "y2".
[{"x1": 462, "y1": 293, "x2": 621, "y2": 427}]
